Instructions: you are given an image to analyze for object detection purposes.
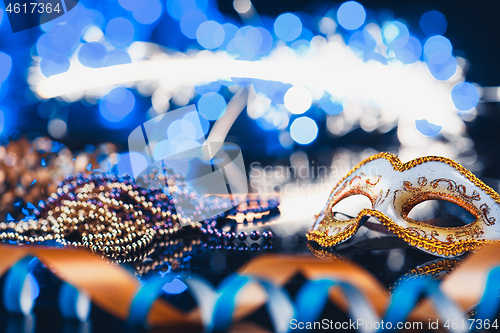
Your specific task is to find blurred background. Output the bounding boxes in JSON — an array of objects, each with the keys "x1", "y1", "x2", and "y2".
[{"x1": 0, "y1": 0, "x2": 499, "y2": 216}]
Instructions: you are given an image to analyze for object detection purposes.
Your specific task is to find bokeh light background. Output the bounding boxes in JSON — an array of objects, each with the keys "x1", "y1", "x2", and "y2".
[{"x1": 0, "y1": 0, "x2": 499, "y2": 194}]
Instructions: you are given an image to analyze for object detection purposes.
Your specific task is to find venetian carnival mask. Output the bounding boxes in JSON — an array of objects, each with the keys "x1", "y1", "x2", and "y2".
[{"x1": 307, "y1": 153, "x2": 500, "y2": 257}]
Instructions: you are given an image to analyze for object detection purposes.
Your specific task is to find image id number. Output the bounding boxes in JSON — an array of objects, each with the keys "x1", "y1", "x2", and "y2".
[
  {"x1": 444, "y1": 319, "x2": 498, "y2": 330},
  {"x1": 6, "y1": 2, "x2": 61, "y2": 14}
]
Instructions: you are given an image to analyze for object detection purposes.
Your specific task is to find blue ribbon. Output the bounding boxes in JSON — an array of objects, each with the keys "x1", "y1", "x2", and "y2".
[
  {"x1": 128, "y1": 273, "x2": 176, "y2": 327},
  {"x1": 383, "y1": 277, "x2": 433, "y2": 327},
  {"x1": 58, "y1": 282, "x2": 91, "y2": 321},
  {"x1": 295, "y1": 278, "x2": 378, "y2": 333},
  {"x1": 211, "y1": 274, "x2": 252, "y2": 332},
  {"x1": 256, "y1": 278, "x2": 295, "y2": 333},
  {"x1": 3, "y1": 255, "x2": 35, "y2": 315},
  {"x1": 474, "y1": 266, "x2": 500, "y2": 322},
  {"x1": 382, "y1": 276, "x2": 466, "y2": 332},
  {"x1": 295, "y1": 279, "x2": 336, "y2": 327},
  {"x1": 204, "y1": 274, "x2": 295, "y2": 332}
]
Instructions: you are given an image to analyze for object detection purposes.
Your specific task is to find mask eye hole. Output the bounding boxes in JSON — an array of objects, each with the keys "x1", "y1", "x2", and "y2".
[
  {"x1": 407, "y1": 199, "x2": 476, "y2": 227},
  {"x1": 331, "y1": 194, "x2": 372, "y2": 220}
]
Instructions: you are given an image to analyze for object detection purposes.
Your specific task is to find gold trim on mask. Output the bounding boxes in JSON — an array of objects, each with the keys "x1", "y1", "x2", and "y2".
[
  {"x1": 307, "y1": 153, "x2": 500, "y2": 257},
  {"x1": 390, "y1": 258, "x2": 461, "y2": 293}
]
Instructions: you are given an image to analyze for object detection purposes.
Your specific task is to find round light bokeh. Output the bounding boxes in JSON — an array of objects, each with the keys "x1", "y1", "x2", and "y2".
[
  {"x1": 290, "y1": 116, "x2": 318, "y2": 144},
  {"x1": 284, "y1": 86, "x2": 312, "y2": 114},
  {"x1": 337, "y1": 1, "x2": 366, "y2": 30}
]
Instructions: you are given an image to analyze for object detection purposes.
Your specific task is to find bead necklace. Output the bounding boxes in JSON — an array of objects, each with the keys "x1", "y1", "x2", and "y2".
[
  {"x1": 133, "y1": 228, "x2": 274, "y2": 275},
  {"x1": 0, "y1": 168, "x2": 279, "y2": 266}
]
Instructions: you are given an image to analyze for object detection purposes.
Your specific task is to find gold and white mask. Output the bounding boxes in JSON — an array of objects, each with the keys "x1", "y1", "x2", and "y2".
[{"x1": 307, "y1": 153, "x2": 500, "y2": 257}]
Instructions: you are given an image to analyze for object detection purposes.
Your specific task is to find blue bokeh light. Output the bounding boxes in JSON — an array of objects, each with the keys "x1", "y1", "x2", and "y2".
[
  {"x1": 103, "y1": 49, "x2": 132, "y2": 67},
  {"x1": 415, "y1": 119, "x2": 442, "y2": 137},
  {"x1": 230, "y1": 26, "x2": 263, "y2": 55},
  {"x1": 100, "y1": 87, "x2": 136, "y2": 122},
  {"x1": 0, "y1": 52, "x2": 13, "y2": 83},
  {"x1": 153, "y1": 140, "x2": 175, "y2": 160},
  {"x1": 183, "y1": 111, "x2": 209, "y2": 138},
  {"x1": 119, "y1": 0, "x2": 146, "y2": 12},
  {"x1": 58, "y1": 4, "x2": 84, "y2": 24},
  {"x1": 40, "y1": 53, "x2": 70, "y2": 77},
  {"x1": 49, "y1": 24, "x2": 81, "y2": 55},
  {"x1": 274, "y1": 13, "x2": 302, "y2": 42},
  {"x1": 0, "y1": 109, "x2": 4, "y2": 134},
  {"x1": 419, "y1": 10, "x2": 447, "y2": 36},
  {"x1": 424, "y1": 35, "x2": 456, "y2": 80},
  {"x1": 252, "y1": 80, "x2": 291, "y2": 104},
  {"x1": 167, "y1": 0, "x2": 189, "y2": 20},
  {"x1": 291, "y1": 39, "x2": 311, "y2": 56},
  {"x1": 74, "y1": 8, "x2": 106, "y2": 32},
  {"x1": 175, "y1": 138, "x2": 201, "y2": 154},
  {"x1": 298, "y1": 28, "x2": 314, "y2": 41},
  {"x1": 230, "y1": 76, "x2": 253, "y2": 86},
  {"x1": 106, "y1": 88, "x2": 135, "y2": 114},
  {"x1": 319, "y1": 95, "x2": 344, "y2": 115},
  {"x1": 106, "y1": 17, "x2": 135, "y2": 47},
  {"x1": 195, "y1": 81, "x2": 221, "y2": 95},
  {"x1": 337, "y1": 1, "x2": 366, "y2": 30},
  {"x1": 423, "y1": 35, "x2": 452, "y2": 60},
  {"x1": 256, "y1": 27, "x2": 273, "y2": 55},
  {"x1": 36, "y1": 34, "x2": 51, "y2": 58},
  {"x1": 49, "y1": 6, "x2": 104, "y2": 35},
  {"x1": 167, "y1": 119, "x2": 184, "y2": 140},
  {"x1": 427, "y1": 56, "x2": 457, "y2": 80},
  {"x1": 290, "y1": 116, "x2": 318, "y2": 144},
  {"x1": 78, "y1": 42, "x2": 108, "y2": 68},
  {"x1": 451, "y1": 82, "x2": 480, "y2": 111},
  {"x1": 166, "y1": 0, "x2": 208, "y2": 21},
  {"x1": 0, "y1": 108, "x2": 11, "y2": 136},
  {"x1": 197, "y1": 92, "x2": 226, "y2": 120},
  {"x1": 166, "y1": 116, "x2": 207, "y2": 143},
  {"x1": 196, "y1": 21, "x2": 225, "y2": 49},
  {"x1": 180, "y1": 10, "x2": 207, "y2": 39},
  {"x1": 348, "y1": 31, "x2": 376, "y2": 56},
  {"x1": 162, "y1": 277, "x2": 188, "y2": 294},
  {"x1": 0, "y1": 81, "x2": 8, "y2": 103},
  {"x1": 117, "y1": 152, "x2": 148, "y2": 176},
  {"x1": 0, "y1": 0, "x2": 480, "y2": 161},
  {"x1": 169, "y1": 134, "x2": 189, "y2": 147},
  {"x1": 382, "y1": 21, "x2": 409, "y2": 46},
  {"x1": 392, "y1": 36, "x2": 422, "y2": 64},
  {"x1": 364, "y1": 52, "x2": 388, "y2": 65},
  {"x1": 133, "y1": 0, "x2": 163, "y2": 25},
  {"x1": 219, "y1": 23, "x2": 238, "y2": 50}
]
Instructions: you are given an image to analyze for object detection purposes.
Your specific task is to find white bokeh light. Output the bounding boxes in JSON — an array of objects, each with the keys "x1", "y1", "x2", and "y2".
[
  {"x1": 290, "y1": 116, "x2": 318, "y2": 145},
  {"x1": 233, "y1": 0, "x2": 252, "y2": 14},
  {"x1": 47, "y1": 118, "x2": 67, "y2": 139},
  {"x1": 284, "y1": 86, "x2": 312, "y2": 114}
]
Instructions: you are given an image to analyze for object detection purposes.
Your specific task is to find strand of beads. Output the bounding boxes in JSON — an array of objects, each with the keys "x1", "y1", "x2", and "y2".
[
  {"x1": 134, "y1": 228, "x2": 275, "y2": 275},
  {"x1": 0, "y1": 171, "x2": 280, "y2": 266},
  {"x1": 0, "y1": 173, "x2": 183, "y2": 260}
]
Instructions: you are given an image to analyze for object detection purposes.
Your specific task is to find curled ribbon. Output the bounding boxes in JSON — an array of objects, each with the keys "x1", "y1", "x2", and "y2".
[{"x1": 1, "y1": 244, "x2": 500, "y2": 332}]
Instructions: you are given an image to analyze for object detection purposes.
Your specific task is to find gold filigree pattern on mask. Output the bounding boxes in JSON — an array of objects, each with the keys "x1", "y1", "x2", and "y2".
[{"x1": 307, "y1": 152, "x2": 500, "y2": 257}]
